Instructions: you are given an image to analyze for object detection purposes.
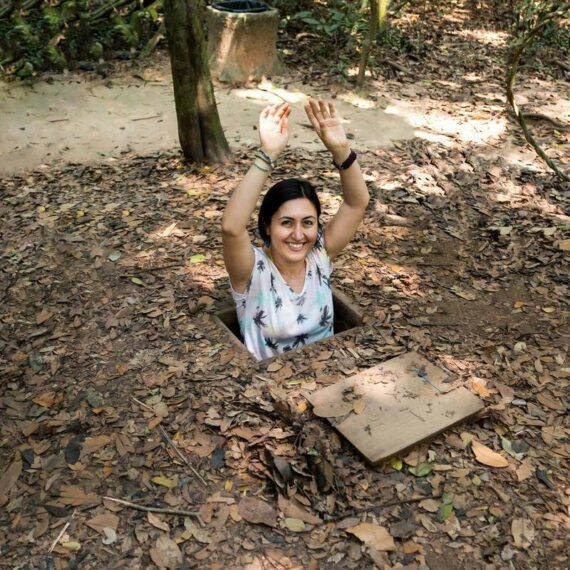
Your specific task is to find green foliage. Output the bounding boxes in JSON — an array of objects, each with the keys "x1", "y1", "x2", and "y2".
[
  {"x1": 0, "y1": 0, "x2": 164, "y2": 76},
  {"x1": 288, "y1": 1, "x2": 368, "y2": 48},
  {"x1": 510, "y1": 0, "x2": 570, "y2": 54}
]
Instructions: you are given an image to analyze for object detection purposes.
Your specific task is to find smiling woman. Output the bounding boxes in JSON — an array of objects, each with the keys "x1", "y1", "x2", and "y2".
[{"x1": 221, "y1": 99, "x2": 369, "y2": 360}]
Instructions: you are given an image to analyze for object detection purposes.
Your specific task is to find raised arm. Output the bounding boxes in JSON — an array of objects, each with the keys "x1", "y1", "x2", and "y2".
[
  {"x1": 222, "y1": 102, "x2": 291, "y2": 292},
  {"x1": 304, "y1": 99, "x2": 369, "y2": 260}
]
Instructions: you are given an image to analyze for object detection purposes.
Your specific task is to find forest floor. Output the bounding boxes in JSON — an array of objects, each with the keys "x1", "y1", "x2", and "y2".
[{"x1": 1, "y1": 1, "x2": 569, "y2": 569}]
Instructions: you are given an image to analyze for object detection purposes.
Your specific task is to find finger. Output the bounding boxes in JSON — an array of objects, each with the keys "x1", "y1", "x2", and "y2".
[
  {"x1": 276, "y1": 102, "x2": 290, "y2": 118},
  {"x1": 328, "y1": 101, "x2": 337, "y2": 118},
  {"x1": 280, "y1": 114, "x2": 289, "y2": 134},
  {"x1": 278, "y1": 105, "x2": 291, "y2": 127},
  {"x1": 268, "y1": 102, "x2": 282, "y2": 116},
  {"x1": 304, "y1": 102, "x2": 320, "y2": 133},
  {"x1": 318, "y1": 99, "x2": 329, "y2": 119},
  {"x1": 261, "y1": 104, "x2": 272, "y2": 118},
  {"x1": 306, "y1": 98, "x2": 318, "y2": 117}
]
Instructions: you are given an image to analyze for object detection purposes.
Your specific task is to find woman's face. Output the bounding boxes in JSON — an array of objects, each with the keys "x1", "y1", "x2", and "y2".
[{"x1": 266, "y1": 197, "x2": 319, "y2": 263}]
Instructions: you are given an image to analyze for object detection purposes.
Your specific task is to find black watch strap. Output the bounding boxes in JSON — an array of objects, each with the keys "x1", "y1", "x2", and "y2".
[{"x1": 333, "y1": 149, "x2": 357, "y2": 170}]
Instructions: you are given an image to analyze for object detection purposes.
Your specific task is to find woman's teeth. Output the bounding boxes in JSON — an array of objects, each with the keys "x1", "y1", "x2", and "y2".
[{"x1": 286, "y1": 242, "x2": 305, "y2": 251}]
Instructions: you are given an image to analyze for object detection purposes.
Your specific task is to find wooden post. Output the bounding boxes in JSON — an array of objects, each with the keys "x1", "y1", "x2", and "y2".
[{"x1": 163, "y1": 0, "x2": 232, "y2": 163}]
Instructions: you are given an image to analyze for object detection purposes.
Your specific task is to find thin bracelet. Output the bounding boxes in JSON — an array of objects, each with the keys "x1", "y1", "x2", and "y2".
[
  {"x1": 256, "y1": 149, "x2": 276, "y2": 169},
  {"x1": 253, "y1": 159, "x2": 271, "y2": 173}
]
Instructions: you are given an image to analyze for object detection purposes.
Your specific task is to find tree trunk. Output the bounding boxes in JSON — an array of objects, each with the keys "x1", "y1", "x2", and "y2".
[
  {"x1": 164, "y1": 0, "x2": 232, "y2": 163},
  {"x1": 357, "y1": 0, "x2": 380, "y2": 87}
]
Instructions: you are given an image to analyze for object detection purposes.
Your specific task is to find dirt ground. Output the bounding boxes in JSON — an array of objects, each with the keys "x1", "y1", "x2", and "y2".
[
  {"x1": 0, "y1": 63, "x2": 416, "y2": 176},
  {"x1": 1, "y1": 1, "x2": 569, "y2": 569}
]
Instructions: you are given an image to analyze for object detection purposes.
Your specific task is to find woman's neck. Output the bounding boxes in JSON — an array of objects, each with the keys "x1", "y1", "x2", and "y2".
[{"x1": 266, "y1": 247, "x2": 305, "y2": 281}]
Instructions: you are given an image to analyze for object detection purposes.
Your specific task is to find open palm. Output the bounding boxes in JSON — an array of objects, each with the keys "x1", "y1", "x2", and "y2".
[
  {"x1": 259, "y1": 102, "x2": 291, "y2": 158},
  {"x1": 304, "y1": 99, "x2": 348, "y2": 155}
]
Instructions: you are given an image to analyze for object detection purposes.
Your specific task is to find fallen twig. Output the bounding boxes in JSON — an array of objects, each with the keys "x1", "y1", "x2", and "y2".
[
  {"x1": 103, "y1": 496, "x2": 201, "y2": 518},
  {"x1": 130, "y1": 397, "x2": 208, "y2": 487},
  {"x1": 158, "y1": 425, "x2": 208, "y2": 488},
  {"x1": 48, "y1": 510, "x2": 76, "y2": 553}
]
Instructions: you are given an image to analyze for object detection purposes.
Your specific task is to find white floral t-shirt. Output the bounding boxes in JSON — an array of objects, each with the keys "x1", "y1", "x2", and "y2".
[{"x1": 230, "y1": 236, "x2": 334, "y2": 361}]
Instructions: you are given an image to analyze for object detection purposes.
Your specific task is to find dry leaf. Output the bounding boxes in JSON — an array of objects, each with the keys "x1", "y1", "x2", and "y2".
[
  {"x1": 83, "y1": 435, "x2": 112, "y2": 453},
  {"x1": 472, "y1": 440, "x2": 509, "y2": 468},
  {"x1": 346, "y1": 523, "x2": 396, "y2": 551},
  {"x1": 554, "y1": 239, "x2": 570, "y2": 251},
  {"x1": 512, "y1": 518, "x2": 535, "y2": 548},
  {"x1": 102, "y1": 527, "x2": 118, "y2": 545},
  {"x1": 147, "y1": 512, "x2": 170, "y2": 532},
  {"x1": 238, "y1": 496, "x2": 277, "y2": 527},
  {"x1": 85, "y1": 513, "x2": 119, "y2": 534},
  {"x1": 0, "y1": 460, "x2": 22, "y2": 496},
  {"x1": 152, "y1": 476, "x2": 177, "y2": 489},
  {"x1": 516, "y1": 458, "x2": 534, "y2": 482},
  {"x1": 312, "y1": 400, "x2": 353, "y2": 418},
  {"x1": 59, "y1": 485, "x2": 100, "y2": 506},
  {"x1": 419, "y1": 499, "x2": 440, "y2": 513},
  {"x1": 149, "y1": 535, "x2": 182, "y2": 569},
  {"x1": 32, "y1": 392, "x2": 58, "y2": 408},
  {"x1": 36, "y1": 308, "x2": 53, "y2": 324},
  {"x1": 283, "y1": 518, "x2": 306, "y2": 532},
  {"x1": 469, "y1": 377, "x2": 492, "y2": 397},
  {"x1": 278, "y1": 495, "x2": 321, "y2": 525}
]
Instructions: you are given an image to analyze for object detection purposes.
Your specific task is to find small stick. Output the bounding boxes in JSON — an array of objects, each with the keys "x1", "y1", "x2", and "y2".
[
  {"x1": 48, "y1": 510, "x2": 76, "y2": 553},
  {"x1": 131, "y1": 398, "x2": 208, "y2": 488},
  {"x1": 132, "y1": 396, "x2": 154, "y2": 412},
  {"x1": 131, "y1": 114, "x2": 162, "y2": 121},
  {"x1": 158, "y1": 426, "x2": 208, "y2": 488},
  {"x1": 103, "y1": 496, "x2": 201, "y2": 518}
]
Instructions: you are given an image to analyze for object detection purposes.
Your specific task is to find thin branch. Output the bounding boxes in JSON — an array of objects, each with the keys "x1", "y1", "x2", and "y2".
[
  {"x1": 103, "y1": 496, "x2": 201, "y2": 517},
  {"x1": 48, "y1": 510, "x2": 76, "y2": 553},
  {"x1": 506, "y1": 2, "x2": 570, "y2": 182},
  {"x1": 130, "y1": 397, "x2": 208, "y2": 488},
  {"x1": 158, "y1": 425, "x2": 209, "y2": 488}
]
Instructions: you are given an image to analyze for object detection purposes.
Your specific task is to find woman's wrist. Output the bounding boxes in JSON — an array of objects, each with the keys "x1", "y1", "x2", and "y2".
[
  {"x1": 260, "y1": 146, "x2": 281, "y2": 161},
  {"x1": 331, "y1": 145, "x2": 351, "y2": 165}
]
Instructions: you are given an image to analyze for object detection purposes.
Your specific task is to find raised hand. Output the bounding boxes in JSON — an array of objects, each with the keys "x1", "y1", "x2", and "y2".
[
  {"x1": 304, "y1": 99, "x2": 350, "y2": 164},
  {"x1": 259, "y1": 102, "x2": 291, "y2": 160}
]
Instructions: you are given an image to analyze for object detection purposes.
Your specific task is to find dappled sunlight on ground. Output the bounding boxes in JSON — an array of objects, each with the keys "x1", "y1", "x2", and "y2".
[
  {"x1": 385, "y1": 101, "x2": 507, "y2": 145},
  {"x1": 453, "y1": 28, "x2": 510, "y2": 47}
]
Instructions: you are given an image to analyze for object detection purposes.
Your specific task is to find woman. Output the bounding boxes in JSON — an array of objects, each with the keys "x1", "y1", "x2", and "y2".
[{"x1": 222, "y1": 99, "x2": 369, "y2": 360}]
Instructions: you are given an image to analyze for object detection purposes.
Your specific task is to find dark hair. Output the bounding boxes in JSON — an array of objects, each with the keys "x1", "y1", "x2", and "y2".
[{"x1": 258, "y1": 178, "x2": 321, "y2": 244}]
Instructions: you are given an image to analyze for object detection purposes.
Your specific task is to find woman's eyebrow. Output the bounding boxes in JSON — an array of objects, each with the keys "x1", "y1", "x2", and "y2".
[{"x1": 278, "y1": 215, "x2": 317, "y2": 221}]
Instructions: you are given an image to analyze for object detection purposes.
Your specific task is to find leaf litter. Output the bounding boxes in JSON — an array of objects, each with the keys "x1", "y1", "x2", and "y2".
[{"x1": 1, "y1": 3, "x2": 569, "y2": 569}]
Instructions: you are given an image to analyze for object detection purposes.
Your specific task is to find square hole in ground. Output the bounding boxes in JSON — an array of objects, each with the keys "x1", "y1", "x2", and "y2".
[{"x1": 213, "y1": 287, "x2": 364, "y2": 361}]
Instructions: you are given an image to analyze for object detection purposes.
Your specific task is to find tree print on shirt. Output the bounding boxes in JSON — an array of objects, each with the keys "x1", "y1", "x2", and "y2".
[
  {"x1": 264, "y1": 337, "x2": 279, "y2": 350},
  {"x1": 257, "y1": 259, "x2": 266, "y2": 273},
  {"x1": 274, "y1": 296, "x2": 283, "y2": 311},
  {"x1": 316, "y1": 264, "x2": 323, "y2": 286},
  {"x1": 292, "y1": 333, "x2": 309, "y2": 348},
  {"x1": 296, "y1": 313, "x2": 307, "y2": 324},
  {"x1": 253, "y1": 309, "x2": 268, "y2": 328},
  {"x1": 319, "y1": 305, "x2": 332, "y2": 328},
  {"x1": 270, "y1": 273, "x2": 277, "y2": 293}
]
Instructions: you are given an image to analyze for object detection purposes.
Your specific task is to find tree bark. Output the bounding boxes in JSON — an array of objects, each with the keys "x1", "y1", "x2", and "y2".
[
  {"x1": 357, "y1": 0, "x2": 380, "y2": 87},
  {"x1": 164, "y1": 0, "x2": 232, "y2": 163}
]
